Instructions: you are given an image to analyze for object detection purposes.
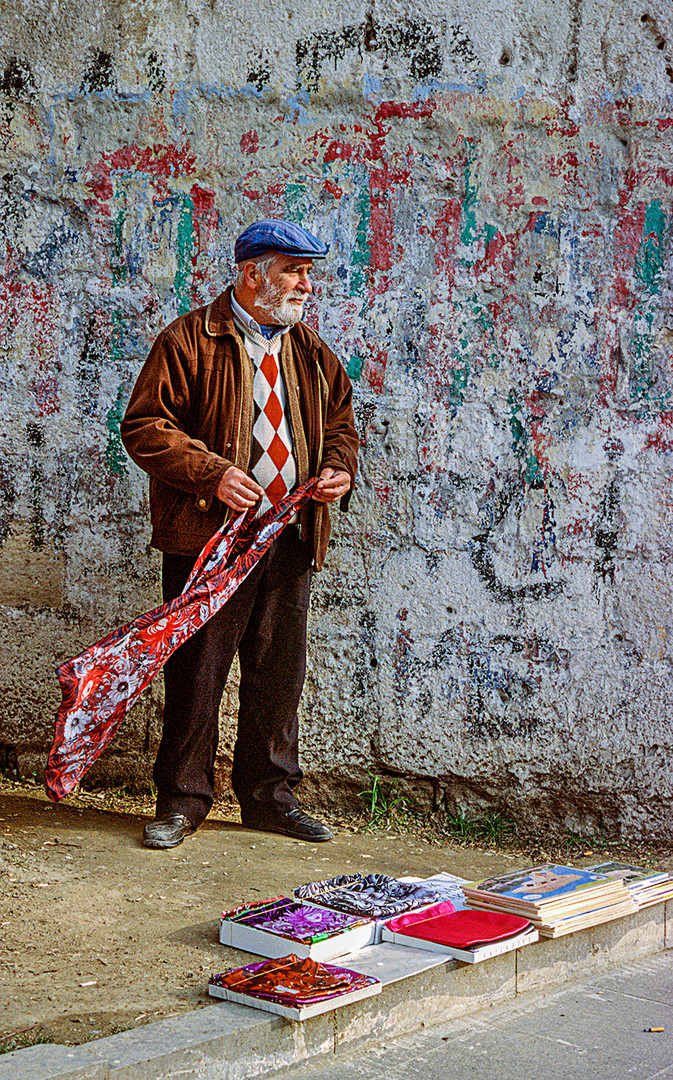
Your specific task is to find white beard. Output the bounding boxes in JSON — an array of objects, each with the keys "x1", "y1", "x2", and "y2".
[{"x1": 256, "y1": 280, "x2": 306, "y2": 325}]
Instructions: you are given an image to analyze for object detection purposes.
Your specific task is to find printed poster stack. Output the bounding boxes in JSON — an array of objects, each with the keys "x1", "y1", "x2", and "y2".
[
  {"x1": 587, "y1": 862, "x2": 673, "y2": 908},
  {"x1": 462, "y1": 864, "x2": 637, "y2": 937}
]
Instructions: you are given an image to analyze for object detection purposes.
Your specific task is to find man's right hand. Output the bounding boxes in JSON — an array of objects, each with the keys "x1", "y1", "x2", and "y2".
[{"x1": 216, "y1": 467, "x2": 265, "y2": 511}]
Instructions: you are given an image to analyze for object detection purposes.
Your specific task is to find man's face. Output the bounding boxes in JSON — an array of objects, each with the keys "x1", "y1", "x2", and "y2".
[{"x1": 255, "y1": 253, "x2": 314, "y2": 325}]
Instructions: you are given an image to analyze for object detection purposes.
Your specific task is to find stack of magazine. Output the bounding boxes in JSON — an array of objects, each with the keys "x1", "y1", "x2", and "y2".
[
  {"x1": 587, "y1": 862, "x2": 673, "y2": 908},
  {"x1": 462, "y1": 864, "x2": 637, "y2": 937}
]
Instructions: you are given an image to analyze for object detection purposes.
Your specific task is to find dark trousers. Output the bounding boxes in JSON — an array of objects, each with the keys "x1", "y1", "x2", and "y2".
[{"x1": 154, "y1": 526, "x2": 312, "y2": 828}]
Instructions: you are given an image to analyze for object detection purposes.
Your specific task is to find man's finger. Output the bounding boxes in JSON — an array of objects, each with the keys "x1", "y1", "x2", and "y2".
[
  {"x1": 316, "y1": 479, "x2": 349, "y2": 494},
  {"x1": 238, "y1": 475, "x2": 265, "y2": 496}
]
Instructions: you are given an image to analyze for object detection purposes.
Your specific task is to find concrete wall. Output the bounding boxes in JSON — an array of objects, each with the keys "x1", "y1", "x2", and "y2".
[{"x1": 1, "y1": 0, "x2": 672, "y2": 838}]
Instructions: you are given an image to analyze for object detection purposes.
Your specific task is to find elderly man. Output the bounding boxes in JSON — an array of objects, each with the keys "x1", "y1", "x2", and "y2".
[{"x1": 121, "y1": 220, "x2": 358, "y2": 847}]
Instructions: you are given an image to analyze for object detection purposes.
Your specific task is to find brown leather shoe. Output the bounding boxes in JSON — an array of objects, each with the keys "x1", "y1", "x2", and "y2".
[{"x1": 143, "y1": 814, "x2": 195, "y2": 849}]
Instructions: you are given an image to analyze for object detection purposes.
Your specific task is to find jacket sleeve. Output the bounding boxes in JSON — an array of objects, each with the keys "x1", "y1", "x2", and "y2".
[
  {"x1": 318, "y1": 343, "x2": 359, "y2": 509},
  {"x1": 120, "y1": 326, "x2": 232, "y2": 500}
]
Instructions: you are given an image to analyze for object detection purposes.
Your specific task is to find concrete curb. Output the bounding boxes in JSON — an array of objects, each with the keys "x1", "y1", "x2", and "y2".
[{"x1": 3, "y1": 902, "x2": 670, "y2": 1080}]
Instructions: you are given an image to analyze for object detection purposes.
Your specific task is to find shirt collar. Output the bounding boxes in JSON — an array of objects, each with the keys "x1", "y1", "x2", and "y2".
[{"x1": 230, "y1": 290, "x2": 289, "y2": 345}]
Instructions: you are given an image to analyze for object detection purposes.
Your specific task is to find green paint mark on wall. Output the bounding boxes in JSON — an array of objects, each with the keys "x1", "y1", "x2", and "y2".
[
  {"x1": 175, "y1": 195, "x2": 195, "y2": 316},
  {"x1": 347, "y1": 355, "x2": 364, "y2": 381},
  {"x1": 105, "y1": 384, "x2": 127, "y2": 476},
  {"x1": 111, "y1": 209, "x2": 126, "y2": 286},
  {"x1": 508, "y1": 390, "x2": 525, "y2": 456},
  {"x1": 635, "y1": 199, "x2": 666, "y2": 290},
  {"x1": 350, "y1": 177, "x2": 371, "y2": 298},
  {"x1": 448, "y1": 362, "x2": 470, "y2": 417},
  {"x1": 630, "y1": 200, "x2": 670, "y2": 405},
  {"x1": 524, "y1": 453, "x2": 544, "y2": 488},
  {"x1": 460, "y1": 142, "x2": 480, "y2": 250},
  {"x1": 285, "y1": 181, "x2": 310, "y2": 225}
]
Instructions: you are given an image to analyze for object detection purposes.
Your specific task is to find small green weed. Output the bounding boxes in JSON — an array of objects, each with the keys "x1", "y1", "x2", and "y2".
[
  {"x1": 562, "y1": 828, "x2": 587, "y2": 852},
  {"x1": 0, "y1": 1028, "x2": 52, "y2": 1055},
  {"x1": 359, "y1": 771, "x2": 409, "y2": 826}
]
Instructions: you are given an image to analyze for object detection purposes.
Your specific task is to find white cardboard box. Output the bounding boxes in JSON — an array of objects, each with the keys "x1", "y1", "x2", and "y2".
[
  {"x1": 219, "y1": 906, "x2": 377, "y2": 961},
  {"x1": 381, "y1": 924, "x2": 539, "y2": 963},
  {"x1": 208, "y1": 975, "x2": 381, "y2": 1020}
]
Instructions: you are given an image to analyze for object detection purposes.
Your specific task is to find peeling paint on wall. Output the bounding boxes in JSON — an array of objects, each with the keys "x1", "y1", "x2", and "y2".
[{"x1": 1, "y1": 0, "x2": 673, "y2": 836}]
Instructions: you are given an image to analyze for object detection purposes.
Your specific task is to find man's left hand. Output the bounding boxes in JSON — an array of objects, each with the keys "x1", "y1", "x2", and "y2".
[{"x1": 313, "y1": 467, "x2": 351, "y2": 503}]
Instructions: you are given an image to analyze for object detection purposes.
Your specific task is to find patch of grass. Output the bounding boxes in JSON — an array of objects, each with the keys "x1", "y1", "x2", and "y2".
[
  {"x1": 445, "y1": 807, "x2": 515, "y2": 846},
  {"x1": 358, "y1": 772, "x2": 410, "y2": 827},
  {"x1": 445, "y1": 807, "x2": 477, "y2": 841},
  {"x1": 474, "y1": 808, "x2": 515, "y2": 845},
  {"x1": 562, "y1": 828, "x2": 589, "y2": 853},
  {"x1": 0, "y1": 1028, "x2": 53, "y2": 1055}
]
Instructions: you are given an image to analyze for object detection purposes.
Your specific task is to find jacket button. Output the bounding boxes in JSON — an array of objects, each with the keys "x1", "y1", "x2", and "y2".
[
  {"x1": 198, "y1": 498, "x2": 207, "y2": 509},
  {"x1": 226, "y1": 442, "x2": 232, "y2": 448}
]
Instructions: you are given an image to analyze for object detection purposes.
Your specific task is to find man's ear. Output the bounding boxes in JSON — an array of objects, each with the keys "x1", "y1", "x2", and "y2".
[{"x1": 241, "y1": 260, "x2": 261, "y2": 290}]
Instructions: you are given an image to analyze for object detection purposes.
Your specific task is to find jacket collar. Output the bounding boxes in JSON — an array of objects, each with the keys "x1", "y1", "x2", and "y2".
[{"x1": 204, "y1": 286, "x2": 238, "y2": 338}]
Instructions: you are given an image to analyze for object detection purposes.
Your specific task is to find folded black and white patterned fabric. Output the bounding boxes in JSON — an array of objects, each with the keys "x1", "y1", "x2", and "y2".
[{"x1": 294, "y1": 873, "x2": 444, "y2": 918}]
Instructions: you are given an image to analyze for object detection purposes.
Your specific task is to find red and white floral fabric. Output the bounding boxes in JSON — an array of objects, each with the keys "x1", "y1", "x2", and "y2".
[{"x1": 45, "y1": 479, "x2": 318, "y2": 803}]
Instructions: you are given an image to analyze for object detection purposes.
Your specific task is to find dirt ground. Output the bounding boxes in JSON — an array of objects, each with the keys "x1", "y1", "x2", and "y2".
[{"x1": 2, "y1": 777, "x2": 672, "y2": 1055}]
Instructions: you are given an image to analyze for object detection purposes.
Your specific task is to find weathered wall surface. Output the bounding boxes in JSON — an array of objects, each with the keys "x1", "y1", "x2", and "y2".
[{"x1": 1, "y1": 0, "x2": 672, "y2": 838}]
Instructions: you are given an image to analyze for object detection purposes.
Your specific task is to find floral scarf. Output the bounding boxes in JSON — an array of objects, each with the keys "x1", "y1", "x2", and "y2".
[{"x1": 45, "y1": 479, "x2": 318, "y2": 802}]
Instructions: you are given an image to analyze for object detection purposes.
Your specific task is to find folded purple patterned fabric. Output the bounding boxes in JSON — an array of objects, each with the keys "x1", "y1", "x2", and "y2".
[{"x1": 222, "y1": 897, "x2": 370, "y2": 943}]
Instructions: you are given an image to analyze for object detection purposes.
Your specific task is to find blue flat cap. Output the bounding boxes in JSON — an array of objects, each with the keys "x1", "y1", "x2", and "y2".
[{"x1": 235, "y1": 219, "x2": 328, "y2": 263}]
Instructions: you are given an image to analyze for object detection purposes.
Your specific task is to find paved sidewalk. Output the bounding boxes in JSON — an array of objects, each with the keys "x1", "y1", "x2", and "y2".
[{"x1": 281, "y1": 952, "x2": 673, "y2": 1080}]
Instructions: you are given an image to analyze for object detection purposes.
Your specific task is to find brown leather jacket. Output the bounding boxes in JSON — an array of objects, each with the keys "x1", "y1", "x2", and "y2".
[{"x1": 121, "y1": 287, "x2": 359, "y2": 570}]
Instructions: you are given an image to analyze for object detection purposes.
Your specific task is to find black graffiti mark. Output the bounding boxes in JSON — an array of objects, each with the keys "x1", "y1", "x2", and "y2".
[
  {"x1": 0, "y1": 460, "x2": 17, "y2": 545},
  {"x1": 247, "y1": 59, "x2": 270, "y2": 90},
  {"x1": 393, "y1": 625, "x2": 560, "y2": 741},
  {"x1": 26, "y1": 422, "x2": 45, "y2": 551},
  {"x1": 0, "y1": 57, "x2": 36, "y2": 98},
  {"x1": 640, "y1": 13, "x2": 673, "y2": 84},
  {"x1": 146, "y1": 51, "x2": 166, "y2": 93},
  {"x1": 593, "y1": 439, "x2": 624, "y2": 585},
  {"x1": 26, "y1": 421, "x2": 45, "y2": 450},
  {"x1": 311, "y1": 590, "x2": 366, "y2": 611},
  {"x1": 594, "y1": 478, "x2": 620, "y2": 584},
  {"x1": 469, "y1": 474, "x2": 564, "y2": 603},
  {"x1": 296, "y1": 17, "x2": 442, "y2": 92},
  {"x1": 470, "y1": 534, "x2": 563, "y2": 603},
  {"x1": 448, "y1": 24, "x2": 479, "y2": 69},
  {"x1": 463, "y1": 682, "x2": 542, "y2": 741},
  {"x1": 80, "y1": 49, "x2": 115, "y2": 94},
  {"x1": 567, "y1": 0, "x2": 581, "y2": 82},
  {"x1": 0, "y1": 172, "x2": 28, "y2": 248},
  {"x1": 77, "y1": 319, "x2": 103, "y2": 417}
]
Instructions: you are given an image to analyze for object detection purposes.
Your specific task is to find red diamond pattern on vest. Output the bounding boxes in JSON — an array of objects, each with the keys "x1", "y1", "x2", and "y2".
[
  {"x1": 250, "y1": 351, "x2": 295, "y2": 508},
  {"x1": 264, "y1": 392, "x2": 283, "y2": 431}
]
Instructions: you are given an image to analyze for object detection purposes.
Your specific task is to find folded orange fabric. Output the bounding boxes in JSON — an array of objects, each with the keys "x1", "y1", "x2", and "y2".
[{"x1": 212, "y1": 954, "x2": 374, "y2": 1005}]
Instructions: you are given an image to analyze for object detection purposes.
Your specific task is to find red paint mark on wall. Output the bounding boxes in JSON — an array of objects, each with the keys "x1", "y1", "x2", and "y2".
[{"x1": 240, "y1": 130, "x2": 259, "y2": 154}]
